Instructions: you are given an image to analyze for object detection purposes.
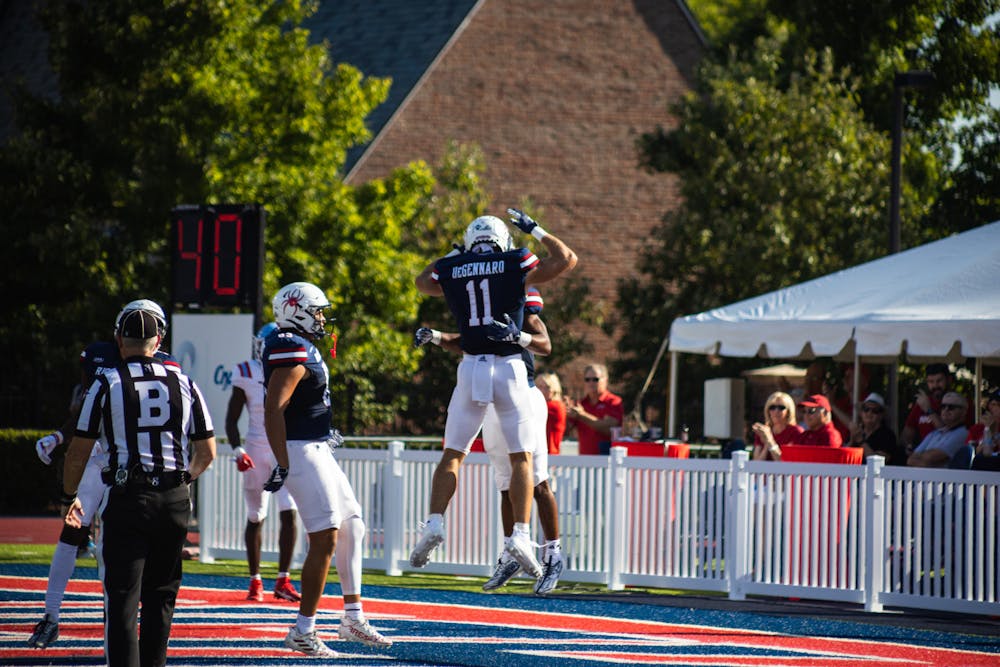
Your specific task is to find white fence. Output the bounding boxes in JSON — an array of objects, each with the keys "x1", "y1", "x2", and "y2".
[{"x1": 198, "y1": 443, "x2": 1000, "y2": 616}]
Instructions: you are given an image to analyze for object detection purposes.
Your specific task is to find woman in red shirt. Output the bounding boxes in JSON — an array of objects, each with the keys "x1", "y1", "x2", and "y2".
[
  {"x1": 536, "y1": 372, "x2": 566, "y2": 455},
  {"x1": 750, "y1": 391, "x2": 803, "y2": 460}
]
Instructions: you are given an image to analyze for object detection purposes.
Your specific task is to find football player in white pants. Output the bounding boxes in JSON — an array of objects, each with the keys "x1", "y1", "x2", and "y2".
[
  {"x1": 414, "y1": 287, "x2": 563, "y2": 594},
  {"x1": 225, "y1": 322, "x2": 301, "y2": 603},
  {"x1": 262, "y1": 282, "x2": 391, "y2": 658},
  {"x1": 411, "y1": 210, "x2": 576, "y2": 576}
]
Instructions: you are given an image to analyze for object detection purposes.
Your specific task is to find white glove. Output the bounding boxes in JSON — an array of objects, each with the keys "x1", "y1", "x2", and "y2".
[{"x1": 36, "y1": 432, "x2": 63, "y2": 465}]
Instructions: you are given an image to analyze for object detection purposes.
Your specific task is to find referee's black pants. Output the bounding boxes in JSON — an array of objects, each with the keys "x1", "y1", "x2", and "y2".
[{"x1": 100, "y1": 482, "x2": 191, "y2": 667}]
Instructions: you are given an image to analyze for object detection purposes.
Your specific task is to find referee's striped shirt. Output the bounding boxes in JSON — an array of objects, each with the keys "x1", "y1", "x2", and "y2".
[{"x1": 75, "y1": 357, "x2": 214, "y2": 474}]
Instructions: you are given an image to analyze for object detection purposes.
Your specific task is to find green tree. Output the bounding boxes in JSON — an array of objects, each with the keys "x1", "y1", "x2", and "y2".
[
  {"x1": 0, "y1": 0, "x2": 475, "y2": 430},
  {"x1": 616, "y1": 34, "x2": 892, "y2": 430}
]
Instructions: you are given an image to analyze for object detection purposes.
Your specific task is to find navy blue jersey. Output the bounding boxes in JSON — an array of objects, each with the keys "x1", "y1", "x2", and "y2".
[
  {"x1": 79, "y1": 341, "x2": 179, "y2": 384},
  {"x1": 262, "y1": 328, "x2": 332, "y2": 441},
  {"x1": 432, "y1": 248, "x2": 539, "y2": 355}
]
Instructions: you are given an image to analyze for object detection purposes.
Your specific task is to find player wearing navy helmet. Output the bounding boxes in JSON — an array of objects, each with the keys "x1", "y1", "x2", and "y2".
[
  {"x1": 410, "y1": 208, "x2": 576, "y2": 578},
  {"x1": 262, "y1": 282, "x2": 391, "y2": 657},
  {"x1": 224, "y1": 322, "x2": 301, "y2": 603}
]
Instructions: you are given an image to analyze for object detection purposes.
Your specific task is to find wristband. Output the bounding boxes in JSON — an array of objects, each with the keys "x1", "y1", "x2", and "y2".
[
  {"x1": 430, "y1": 329, "x2": 442, "y2": 346},
  {"x1": 54, "y1": 431, "x2": 65, "y2": 445},
  {"x1": 531, "y1": 226, "x2": 548, "y2": 241},
  {"x1": 60, "y1": 490, "x2": 76, "y2": 505},
  {"x1": 517, "y1": 331, "x2": 532, "y2": 348}
]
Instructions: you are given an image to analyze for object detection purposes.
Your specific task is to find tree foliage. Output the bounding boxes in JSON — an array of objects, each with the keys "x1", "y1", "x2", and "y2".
[
  {"x1": 0, "y1": 0, "x2": 482, "y2": 430},
  {"x1": 617, "y1": 0, "x2": 1000, "y2": 434}
]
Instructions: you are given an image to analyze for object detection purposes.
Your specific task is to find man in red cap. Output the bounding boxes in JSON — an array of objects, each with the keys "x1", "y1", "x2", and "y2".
[{"x1": 795, "y1": 394, "x2": 843, "y2": 447}]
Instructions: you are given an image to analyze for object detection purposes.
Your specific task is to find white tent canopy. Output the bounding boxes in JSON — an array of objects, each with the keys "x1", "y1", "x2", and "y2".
[
  {"x1": 665, "y1": 220, "x2": 1000, "y2": 437},
  {"x1": 669, "y1": 220, "x2": 1000, "y2": 361}
]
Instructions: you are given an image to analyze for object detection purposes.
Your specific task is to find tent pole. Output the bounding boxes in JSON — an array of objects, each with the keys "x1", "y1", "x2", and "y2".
[
  {"x1": 668, "y1": 351, "x2": 679, "y2": 438},
  {"x1": 853, "y1": 354, "x2": 861, "y2": 422},
  {"x1": 888, "y1": 363, "x2": 899, "y2": 434},
  {"x1": 975, "y1": 358, "x2": 983, "y2": 413}
]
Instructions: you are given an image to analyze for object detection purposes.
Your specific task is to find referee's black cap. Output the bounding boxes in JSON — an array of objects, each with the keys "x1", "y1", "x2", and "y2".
[{"x1": 119, "y1": 309, "x2": 161, "y2": 339}]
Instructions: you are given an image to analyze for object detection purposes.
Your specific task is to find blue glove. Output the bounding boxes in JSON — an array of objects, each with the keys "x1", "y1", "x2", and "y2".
[
  {"x1": 414, "y1": 327, "x2": 441, "y2": 348},
  {"x1": 507, "y1": 208, "x2": 537, "y2": 234},
  {"x1": 263, "y1": 465, "x2": 288, "y2": 492},
  {"x1": 486, "y1": 314, "x2": 526, "y2": 345}
]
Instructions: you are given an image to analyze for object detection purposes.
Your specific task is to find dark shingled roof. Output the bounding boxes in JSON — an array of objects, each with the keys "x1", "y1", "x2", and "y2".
[{"x1": 305, "y1": 1, "x2": 479, "y2": 173}]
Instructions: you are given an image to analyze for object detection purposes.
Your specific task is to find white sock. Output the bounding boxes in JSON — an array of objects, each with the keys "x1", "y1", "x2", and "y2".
[
  {"x1": 544, "y1": 539, "x2": 562, "y2": 557},
  {"x1": 295, "y1": 613, "x2": 316, "y2": 635},
  {"x1": 250, "y1": 573, "x2": 262, "y2": 581},
  {"x1": 344, "y1": 601, "x2": 363, "y2": 621},
  {"x1": 512, "y1": 522, "x2": 530, "y2": 536},
  {"x1": 277, "y1": 571, "x2": 289, "y2": 580},
  {"x1": 44, "y1": 541, "x2": 79, "y2": 620},
  {"x1": 426, "y1": 513, "x2": 444, "y2": 530}
]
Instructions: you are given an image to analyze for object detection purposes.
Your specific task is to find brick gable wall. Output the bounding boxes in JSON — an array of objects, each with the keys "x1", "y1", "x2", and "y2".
[{"x1": 348, "y1": 0, "x2": 703, "y2": 400}]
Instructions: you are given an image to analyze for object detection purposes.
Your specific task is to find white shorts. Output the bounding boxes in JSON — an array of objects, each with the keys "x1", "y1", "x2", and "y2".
[
  {"x1": 483, "y1": 385, "x2": 549, "y2": 491},
  {"x1": 241, "y1": 441, "x2": 296, "y2": 522},
  {"x1": 78, "y1": 448, "x2": 109, "y2": 527},
  {"x1": 444, "y1": 353, "x2": 534, "y2": 455},
  {"x1": 284, "y1": 439, "x2": 362, "y2": 534}
]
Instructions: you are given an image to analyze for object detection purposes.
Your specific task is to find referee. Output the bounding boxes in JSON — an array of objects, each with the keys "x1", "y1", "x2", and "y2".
[{"x1": 63, "y1": 307, "x2": 216, "y2": 667}]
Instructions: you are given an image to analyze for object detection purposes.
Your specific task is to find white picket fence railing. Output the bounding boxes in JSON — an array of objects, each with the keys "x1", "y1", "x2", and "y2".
[{"x1": 197, "y1": 443, "x2": 1000, "y2": 616}]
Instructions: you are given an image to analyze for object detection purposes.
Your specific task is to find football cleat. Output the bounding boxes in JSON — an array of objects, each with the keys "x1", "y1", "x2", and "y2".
[
  {"x1": 246, "y1": 578, "x2": 264, "y2": 602},
  {"x1": 28, "y1": 614, "x2": 59, "y2": 649},
  {"x1": 284, "y1": 627, "x2": 337, "y2": 657},
  {"x1": 338, "y1": 615, "x2": 392, "y2": 647},
  {"x1": 534, "y1": 553, "x2": 564, "y2": 595},
  {"x1": 409, "y1": 521, "x2": 445, "y2": 568},
  {"x1": 505, "y1": 531, "x2": 543, "y2": 578},
  {"x1": 273, "y1": 576, "x2": 301, "y2": 602},
  {"x1": 482, "y1": 556, "x2": 521, "y2": 591}
]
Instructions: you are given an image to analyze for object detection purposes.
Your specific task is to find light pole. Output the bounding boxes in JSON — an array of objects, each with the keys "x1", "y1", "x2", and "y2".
[{"x1": 887, "y1": 69, "x2": 934, "y2": 433}]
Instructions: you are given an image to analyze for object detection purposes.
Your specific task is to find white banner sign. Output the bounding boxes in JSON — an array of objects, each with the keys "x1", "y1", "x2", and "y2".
[{"x1": 171, "y1": 313, "x2": 254, "y2": 441}]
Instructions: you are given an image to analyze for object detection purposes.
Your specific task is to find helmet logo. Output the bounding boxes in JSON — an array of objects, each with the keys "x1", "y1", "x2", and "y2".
[{"x1": 278, "y1": 287, "x2": 305, "y2": 317}]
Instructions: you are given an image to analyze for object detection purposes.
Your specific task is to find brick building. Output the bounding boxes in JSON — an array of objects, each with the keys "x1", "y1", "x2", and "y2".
[{"x1": 318, "y1": 0, "x2": 706, "y2": 397}]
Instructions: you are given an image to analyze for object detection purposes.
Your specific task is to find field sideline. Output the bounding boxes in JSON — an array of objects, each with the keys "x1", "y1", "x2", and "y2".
[{"x1": 2, "y1": 543, "x2": 999, "y2": 666}]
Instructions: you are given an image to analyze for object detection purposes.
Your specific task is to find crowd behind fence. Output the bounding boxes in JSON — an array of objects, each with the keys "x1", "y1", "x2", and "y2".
[{"x1": 198, "y1": 438, "x2": 1000, "y2": 616}]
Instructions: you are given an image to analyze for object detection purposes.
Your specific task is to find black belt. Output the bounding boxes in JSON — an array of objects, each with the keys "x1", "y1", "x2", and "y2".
[{"x1": 102, "y1": 467, "x2": 190, "y2": 491}]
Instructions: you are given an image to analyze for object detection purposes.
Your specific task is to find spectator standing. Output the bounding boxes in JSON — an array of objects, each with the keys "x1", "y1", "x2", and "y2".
[
  {"x1": 536, "y1": 371, "x2": 566, "y2": 455},
  {"x1": 795, "y1": 394, "x2": 843, "y2": 447},
  {"x1": 750, "y1": 391, "x2": 803, "y2": 461},
  {"x1": 62, "y1": 308, "x2": 216, "y2": 667},
  {"x1": 826, "y1": 364, "x2": 871, "y2": 445},
  {"x1": 566, "y1": 363, "x2": 624, "y2": 455},
  {"x1": 907, "y1": 391, "x2": 970, "y2": 467},
  {"x1": 848, "y1": 392, "x2": 902, "y2": 464},
  {"x1": 969, "y1": 389, "x2": 1000, "y2": 471},
  {"x1": 224, "y1": 322, "x2": 301, "y2": 603},
  {"x1": 900, "y1": 363, "x2": 955, "y2": 454}
]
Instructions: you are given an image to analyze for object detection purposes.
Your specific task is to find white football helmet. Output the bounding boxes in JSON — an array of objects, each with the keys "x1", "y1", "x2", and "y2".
[
  {"x1": 463, "y1": 215, "x2": 513, "y2": 254},
  {"x1": 272, "y1": 282, "x2": 331, "y2": 339},
  {"x1": 115, "y1": 299, "x2": 167, "y2": 337},
  {"x1": 252, "y1": 322, "x2": 278, "y2": 361}
]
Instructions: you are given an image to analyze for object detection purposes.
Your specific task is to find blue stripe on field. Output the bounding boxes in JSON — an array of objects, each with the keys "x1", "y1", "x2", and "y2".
[{"x1": 2, "y1": 562, "x2": 999, "y2": 667}]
